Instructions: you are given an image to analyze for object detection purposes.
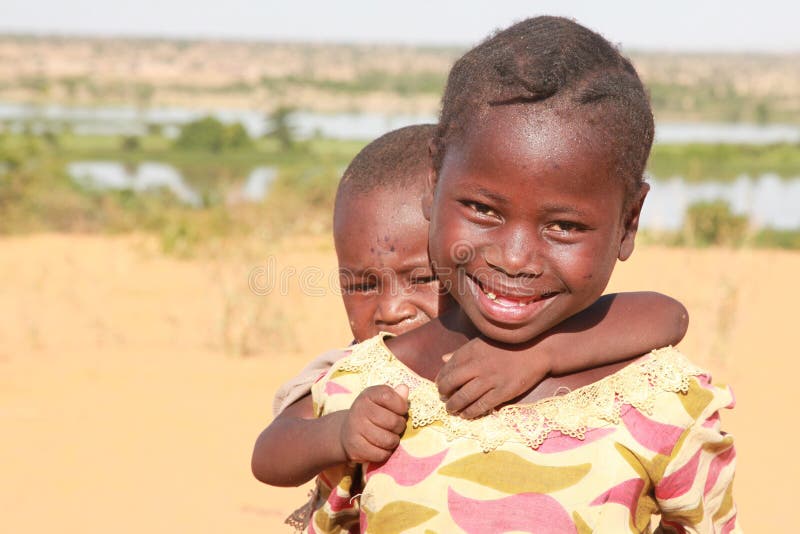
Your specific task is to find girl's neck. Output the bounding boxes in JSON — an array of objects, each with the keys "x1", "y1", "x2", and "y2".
[{"x1": 385, "y1": 307, "x2": 478, "y2": 381}]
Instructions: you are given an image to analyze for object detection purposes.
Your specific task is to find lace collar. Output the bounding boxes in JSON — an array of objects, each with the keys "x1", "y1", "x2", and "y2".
[{"x1": 335, "y1": 334, "x2": 706, "y2": 452}]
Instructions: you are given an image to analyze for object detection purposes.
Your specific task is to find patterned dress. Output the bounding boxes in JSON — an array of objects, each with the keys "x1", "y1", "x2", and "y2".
[{"x1": 302, "y1": 334, "x2": 739, "y2": 533}]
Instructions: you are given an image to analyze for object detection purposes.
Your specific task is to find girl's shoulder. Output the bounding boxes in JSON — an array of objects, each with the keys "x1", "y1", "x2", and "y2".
[
  {"x1": 313, "y1": 340, "x2": 735, "y2": 451},
  {"x1": 521, "y1": 347, "x2": 735, "y2": 435}
]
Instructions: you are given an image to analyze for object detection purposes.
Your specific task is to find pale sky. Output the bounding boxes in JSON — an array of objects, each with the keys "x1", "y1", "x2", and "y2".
[{"x1": 2, "y1": 0, "x2": 798, "y2": 52}]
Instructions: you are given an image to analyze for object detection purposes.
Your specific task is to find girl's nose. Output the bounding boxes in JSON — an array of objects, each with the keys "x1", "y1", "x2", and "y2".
[{"x1": 482, "y1": 227, "x2": 543, "y2": 277}]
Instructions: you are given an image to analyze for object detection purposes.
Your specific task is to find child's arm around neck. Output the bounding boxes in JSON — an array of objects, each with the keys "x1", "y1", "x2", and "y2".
[
  {"x1": 434, "y1": 291, "x2": 688, "y2": 418},
  {"x1": 384, "y1": 306, "x2": 479, "y2": 381}
]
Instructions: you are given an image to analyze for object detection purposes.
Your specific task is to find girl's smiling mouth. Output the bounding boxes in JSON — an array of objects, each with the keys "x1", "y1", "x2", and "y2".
[{"x1": 465, "y1": 273, "x2": 559, "y2": 323}]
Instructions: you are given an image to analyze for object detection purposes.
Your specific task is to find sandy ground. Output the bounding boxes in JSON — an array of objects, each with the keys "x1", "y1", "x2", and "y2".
[{"x1": 1, "y1": 234, "x2": 797, "y2": 532}]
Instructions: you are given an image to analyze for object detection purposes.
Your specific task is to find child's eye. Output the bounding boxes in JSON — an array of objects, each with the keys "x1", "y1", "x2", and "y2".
[
  {"x1": 463, "y1": 201, "x2": 499, "y2": 218},
  {"x1": 343, "y1": 282, "x2": 378, "y2": 294},
  {"x1": 410, "y1": 274, "x2": 437, "y2": 285},
  {"x1": 546, "y1": 221, "x2": 587, "y2": 235}
]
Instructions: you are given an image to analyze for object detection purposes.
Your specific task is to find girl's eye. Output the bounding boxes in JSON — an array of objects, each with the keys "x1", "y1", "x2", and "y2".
[
  {"x1": 546, "y1": 221, "x2": 586, "y2": 235},
  {"x1": 464, "y1": 201, "x2": 499, "y2": 218},
  {"x1": 410, "y1": 274, "x2": 437, "y2": 285}
]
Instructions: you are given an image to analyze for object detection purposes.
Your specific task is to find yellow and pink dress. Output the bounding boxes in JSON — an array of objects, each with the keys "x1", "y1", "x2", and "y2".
[{"x1": 301, "y1": 334, "x2": 739, "y2": 533}]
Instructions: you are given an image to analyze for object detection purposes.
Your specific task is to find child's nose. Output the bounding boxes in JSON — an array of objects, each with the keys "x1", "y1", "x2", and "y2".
[
  {"x1": 482, "y1": 227, "x2": 542, "y2": 277},
  {"x1": 375, "y1": 297, "x2": 417, "y2": 325}
]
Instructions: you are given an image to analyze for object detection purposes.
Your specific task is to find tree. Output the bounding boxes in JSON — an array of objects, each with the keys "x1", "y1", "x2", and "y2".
[
  {"x1": 266, "y1": 106, "x2": 296, "y2": 150},
  {"x1": 223, "y1": 123, "x2": 253, "y2": 150},
  {"x1": 174, "y1": 116, "x2": 252, "y2": 152}
]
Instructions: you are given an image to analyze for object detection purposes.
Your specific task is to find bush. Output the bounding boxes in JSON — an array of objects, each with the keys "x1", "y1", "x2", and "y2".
[
  {"x1": 752, "y1": 228, "x2": 800, "y2": 249},
  {"x1": 174, "y1": 116, "x2": 253, "y2": 152},
  {"x1": 683, "y1": 200, "x2": 749, "y2": 246},
  {"x1": 223, "y1": 123, "x2": 253, "y2": 150},
  {"x1": 120, "y1": 135, "x2": 141, "y2": 151}
]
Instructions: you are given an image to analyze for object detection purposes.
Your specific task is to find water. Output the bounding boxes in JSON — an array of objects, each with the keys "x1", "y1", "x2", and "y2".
[
  {"x1": 67, "y1": 161, "x2": 276, "y2": 208},
  {"x1": 66, "y1": 160, "x2": 800, "y2": 230},
  {"x1": 0, "y1": 102, "x2": 434, "y2": 140},
  {"x1": 644, "y1": 174, "x2": 800, "y2": 230},
  {"x1": 9, "y1": 101, "x2": 797, "y2": 228},
  {"x1": 289, "y1": 111, "x2": 436, "y2": 140},
  {"x1": 654, "y1": 122, "x2": 800, "y2": 145},
  {"x1": 3, "y1": 102, "x2": 800, "y2": 143},
  {"x1": 238, "y1": 167, "x2": 277, "y2": 202}
]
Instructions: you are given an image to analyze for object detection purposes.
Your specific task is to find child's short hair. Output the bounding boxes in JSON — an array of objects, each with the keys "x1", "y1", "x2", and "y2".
[
  {"x1": 432, "y1": 16, "x2": 654, "y2": 204},
  {"x1": 336, "y1": 124, "x2": 436, "y2": 200}
]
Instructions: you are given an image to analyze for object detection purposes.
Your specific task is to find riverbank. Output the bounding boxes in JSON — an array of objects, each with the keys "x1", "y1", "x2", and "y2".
[
  {"x1": 2, "y1": 35, "x2": 800, "y2": 123},
  {"x1": 3, "y1": 130, "x2": 800, "y2": 251}
]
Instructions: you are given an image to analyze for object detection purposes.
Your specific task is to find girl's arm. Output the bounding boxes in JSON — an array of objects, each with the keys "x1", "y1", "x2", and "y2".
[{"x1": 436, "y1": 291, "x2": 688, "y2": 419}]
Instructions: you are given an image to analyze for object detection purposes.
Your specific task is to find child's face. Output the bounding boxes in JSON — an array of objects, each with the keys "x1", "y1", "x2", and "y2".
[
  {"x1": 427, "y1": 106, "x2": 645, "y2": 345},
  {"x1": 335, "y1": 186, "x2": 448, "y2": 342}
]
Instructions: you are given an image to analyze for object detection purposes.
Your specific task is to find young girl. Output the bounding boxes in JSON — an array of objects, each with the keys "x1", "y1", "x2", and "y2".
[
  {"x1": 254, "y1": 126, "x2": 688, "y2": 492},
  {"x1": 305, "y1": 16, "x2": 739, "y2": 533}
]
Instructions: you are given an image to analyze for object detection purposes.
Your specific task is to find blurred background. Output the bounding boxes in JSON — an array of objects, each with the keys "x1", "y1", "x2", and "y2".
[{"x1": 1, "y1": 1, "x2": 797, "y2": 531}]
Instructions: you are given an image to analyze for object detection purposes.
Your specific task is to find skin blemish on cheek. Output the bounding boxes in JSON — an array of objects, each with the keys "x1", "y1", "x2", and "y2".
[{"x1": 390, "y1": 245, "x2": 395, "y2": 252}]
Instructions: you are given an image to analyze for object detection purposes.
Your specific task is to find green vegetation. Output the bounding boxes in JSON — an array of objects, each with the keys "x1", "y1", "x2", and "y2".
[
  {"x1": 0, "y1": 130, "x2": 363, "y2": 256},
  {"x1": 174, "y1": 116, "x2": 254, "y2": 152},
  {"x1": 648, "y1": 82, "x2": 799, "y2": 124},
  {"x1": 751, "y1": 228, "x2": 800, "y2": 249},
  {"x1": 683, "y1": 200, "x2": 749, "y2": 247},
  {"x1": 2, "y1": 131, "x2": 799, "y2": 253},
  {"x1": 265, "y1": 107, "x2": 297, "y2": 150},
  {"x1": 639, "y1": 199, "x2": 800, "y2": 250},
  {"x1": 648, "y1": 143, "x2": 800, "y2": 181}
]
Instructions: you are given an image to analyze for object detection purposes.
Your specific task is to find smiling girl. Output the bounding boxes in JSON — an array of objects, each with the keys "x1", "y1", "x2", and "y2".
[{"x1": 305, "y1": 16, "x2": 739, "y2": 533}]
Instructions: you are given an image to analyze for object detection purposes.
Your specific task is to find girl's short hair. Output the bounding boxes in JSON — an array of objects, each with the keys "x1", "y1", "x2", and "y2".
[{"x1": 433, "y1": 16, "x2": 654, "y2": 204}]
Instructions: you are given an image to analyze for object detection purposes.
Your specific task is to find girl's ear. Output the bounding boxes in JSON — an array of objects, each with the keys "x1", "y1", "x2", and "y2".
[
  {"x1": 618, "y1": 182, "x2": 649, "y2": 261},
  {"x1": 422, "y1": 166, "x2": 436, "y2": 221}
]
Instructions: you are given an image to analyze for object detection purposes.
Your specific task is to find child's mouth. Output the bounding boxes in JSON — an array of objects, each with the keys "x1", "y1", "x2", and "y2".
[
  {"x1": 483, "y1": 289, "x2": 547, "y2": 307},
  {"x1": 467, "y1": 275, "x2": 559, "y2": 323}
]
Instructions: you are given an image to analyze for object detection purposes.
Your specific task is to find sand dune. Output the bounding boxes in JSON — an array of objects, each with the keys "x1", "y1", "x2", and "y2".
[{"x1": 1, "y1": 234, "x2": 797, "y2": 532}]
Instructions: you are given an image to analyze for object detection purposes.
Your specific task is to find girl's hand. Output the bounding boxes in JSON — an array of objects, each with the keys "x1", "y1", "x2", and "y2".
[
  {"x1": 339, "y1": 384, "x2": 409, "y2": 464},
  {"x1": 435, "y1": 338, "x2": 550, "y2": 419}
]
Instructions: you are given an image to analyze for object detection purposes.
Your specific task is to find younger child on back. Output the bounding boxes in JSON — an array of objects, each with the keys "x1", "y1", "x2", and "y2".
[
  {"x1": 302, "y1": 17, "x2": 738, "y2": 533},
  {"x1": 253, "y1": 124, "x2": 689, "y2": 493}
]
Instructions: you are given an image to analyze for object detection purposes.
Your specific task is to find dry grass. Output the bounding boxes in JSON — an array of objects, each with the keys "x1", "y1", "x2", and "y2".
[{"x1": 0, "y1": 233, "x2": 797, "y2": 532}]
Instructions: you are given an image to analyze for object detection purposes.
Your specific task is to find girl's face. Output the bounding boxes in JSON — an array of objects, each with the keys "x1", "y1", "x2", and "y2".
[{"x1": 426, "y1": 106, "x2": 646, "y2": 345}]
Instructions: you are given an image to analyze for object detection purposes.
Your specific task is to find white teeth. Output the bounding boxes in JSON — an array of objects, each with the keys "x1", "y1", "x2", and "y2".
[
  {"x1": 486, "y1": 292, "x2": 497, "y2": 300},
  {"x1": 518, "y1": 301, "x2": 527, "y2": 307}
]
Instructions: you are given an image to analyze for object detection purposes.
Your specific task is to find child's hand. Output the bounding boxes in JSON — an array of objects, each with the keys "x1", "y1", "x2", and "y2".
[
  {"x1": 339, "y1": 384, "x2": 409, "y2": 464},
  {"x1": 435, "y1": 338, "x2": 550, "y2": 419}
]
